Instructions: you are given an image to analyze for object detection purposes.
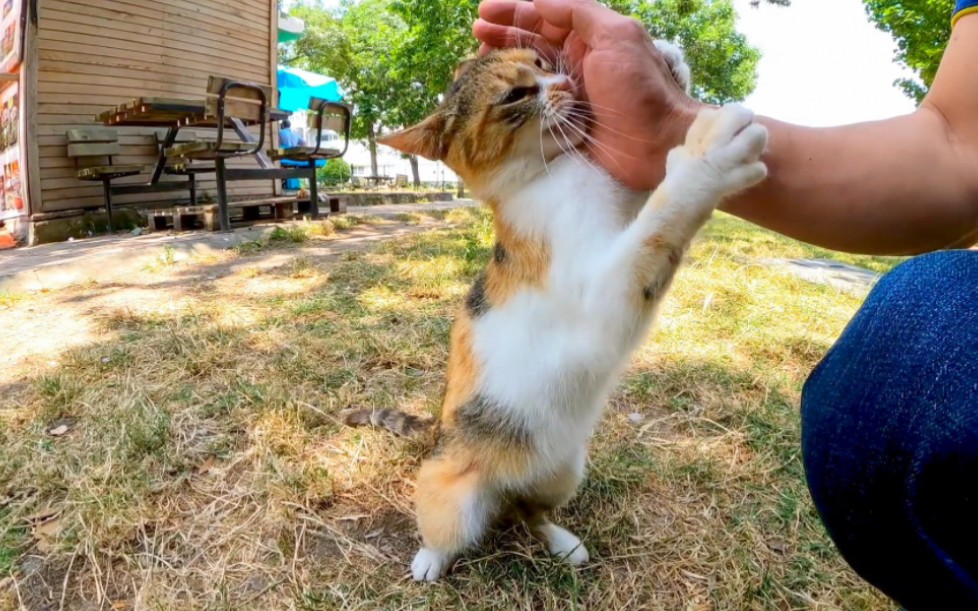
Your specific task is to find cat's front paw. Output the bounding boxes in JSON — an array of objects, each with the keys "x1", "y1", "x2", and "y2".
[
  {"x1": 653, "y1": 40, "x2": 691, "y2": 93},
  {"x1": 665, "y1": 104, "x2": 768, "y2": 199}
]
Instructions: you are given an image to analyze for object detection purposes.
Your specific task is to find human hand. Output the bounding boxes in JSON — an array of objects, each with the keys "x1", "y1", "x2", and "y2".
[{"x1": 473, "y1": 0, "x2": 704, "y2": 190}]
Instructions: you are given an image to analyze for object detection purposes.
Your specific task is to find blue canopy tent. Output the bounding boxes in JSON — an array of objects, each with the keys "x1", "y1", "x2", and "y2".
[
  {"x1": 276, "y1": 67, "x2": 345, "y2": 187},
  {"x1": 277, "y1": 66, "x2": 344, "y2": 112}
]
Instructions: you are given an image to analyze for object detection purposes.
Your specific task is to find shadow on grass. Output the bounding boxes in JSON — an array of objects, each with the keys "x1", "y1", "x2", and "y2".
[{"x1": 1, "y1": 209, "x2": 893, "y2": 610}]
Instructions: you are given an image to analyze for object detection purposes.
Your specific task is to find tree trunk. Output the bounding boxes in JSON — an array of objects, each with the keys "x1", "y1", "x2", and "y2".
[
  {"x1": 367, "y1": 123, "x2": 379, "y2": 178},
  {"x1": 409, "y1": 155, "x2": 421, "y2": 188},
  {"x1": 456, "y1": 179, "x2": 465, "y2": 199}
]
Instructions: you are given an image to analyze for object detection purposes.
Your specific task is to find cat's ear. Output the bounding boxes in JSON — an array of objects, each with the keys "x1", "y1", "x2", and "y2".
[
  {"x1": 453, "y1": 58, "x2": 477, "y2": 82},
  {"x1": 379, "y1": 113, "x2": 448, "y2": 161}
]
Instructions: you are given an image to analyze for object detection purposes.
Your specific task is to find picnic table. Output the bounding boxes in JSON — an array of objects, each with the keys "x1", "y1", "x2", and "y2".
[
  {"x1": 99, "y1": 96, "x2": 290, "y2": 182},
  {"x1": 363, "y1": 175, "x2": 393, "y2": 188},
  {"x1": 97, "y1": 88, "x2": 318, "y2": 232}
]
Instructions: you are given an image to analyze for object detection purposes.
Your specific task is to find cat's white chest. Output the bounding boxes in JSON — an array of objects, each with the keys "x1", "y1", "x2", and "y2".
[{"x1": 471, "y1": 158, "x2": 648, "y2": 453}]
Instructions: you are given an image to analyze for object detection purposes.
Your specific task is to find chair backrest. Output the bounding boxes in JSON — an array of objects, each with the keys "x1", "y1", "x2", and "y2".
[
  {"x1": 308, "y1": 98, "x2": 353, "y2": 159},
  {"x1": 65, "y1": 128, "x2": 122, "y2": 159},
  {"x1": 395, "y1": 174, "x2": 408, "y2": 187},
  {"x1": 205, "y1": 76, "x2": 273, "y2": 123},
  {"x1": 308, "y1": 98, "x2": 352, "y2": 136}
]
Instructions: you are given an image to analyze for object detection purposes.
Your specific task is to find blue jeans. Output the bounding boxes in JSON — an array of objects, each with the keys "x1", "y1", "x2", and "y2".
[{"x1": 801, "y1": 250, "x2": 978, "y2": 610}]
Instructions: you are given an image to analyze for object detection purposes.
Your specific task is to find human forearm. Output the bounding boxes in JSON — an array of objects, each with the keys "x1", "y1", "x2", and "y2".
[
  {"x1": 720, "y1": 109, "x2": 978, "y2": 255},
  {"x1": 474, "y1": 2, "x2": 978, "y2": 255},
  {"x1": 716, "y1": 15, "x2": 978, "y2": 255}
]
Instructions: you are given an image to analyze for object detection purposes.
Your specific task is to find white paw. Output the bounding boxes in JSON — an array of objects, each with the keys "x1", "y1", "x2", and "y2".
[
  {"x1": 653, "y1": 40, "x2": 691, "y2": 93},
  {"x1": 666, "y1": 104, "x2": 768, "y2": 198},
  {"x1": 411, "y1": 547, "x2": 452, "y2": 582},
  {"x1": 539, "y1": 524, "x2": 590, "y2": 566}
]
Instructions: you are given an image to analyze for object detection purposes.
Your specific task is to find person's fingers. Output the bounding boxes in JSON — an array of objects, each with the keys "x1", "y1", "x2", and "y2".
[
  {"x1": 533, "y1": 0, "x2": 629, "y2": 46},
  {"x1": 478, "y1": 1, "x2": 570, "y2": 45},
  {"x1": 478, "y1": 1, "x2": 543, "y2": 29},
  {"x1": 473, "y1": 20, "x2": 563, "y2": 60},
  {"x1": 478, "y1": 42, "x2": 497, "y2": 56}
]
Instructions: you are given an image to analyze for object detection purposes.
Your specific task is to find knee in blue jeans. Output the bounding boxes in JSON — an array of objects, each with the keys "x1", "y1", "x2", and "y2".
[{"x1": 799, "y1": 249, "x2": 978, "y2": 609}]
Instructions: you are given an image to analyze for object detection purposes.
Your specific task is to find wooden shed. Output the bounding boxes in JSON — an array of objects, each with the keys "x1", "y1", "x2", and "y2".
[{"x1": 0, "y1": 0, "x2": 285, "y2": 245}]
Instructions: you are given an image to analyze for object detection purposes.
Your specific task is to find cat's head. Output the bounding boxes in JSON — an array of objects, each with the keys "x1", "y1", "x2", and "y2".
[{"x1": 379, "y1": 48, "x2": 582, "y2": 195}]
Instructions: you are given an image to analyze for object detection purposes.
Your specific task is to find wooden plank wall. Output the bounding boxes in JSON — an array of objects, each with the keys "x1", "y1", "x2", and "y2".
[{"x1": 36, "y1": 0, "x2": 277, "y2": 213}]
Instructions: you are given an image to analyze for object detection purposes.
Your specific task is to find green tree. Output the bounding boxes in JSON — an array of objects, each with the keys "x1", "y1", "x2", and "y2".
[
  {"x1": 317, "y1": 158, "x2": 352, "y2": 186},
  {"x1": 286, "y1": 0, "x2": 407, "y2": 178},
  {"x1": 387, "y1": 0, "x2": 480, "y2": 185},
  {"x1": 863, "y1": 0, "x2": 954, "y2": 102},
  {"x1": 285, "y1": 0, "x2": 775, "y2": 181},
  {"x1": 628, "y1": 0, "x2": 761, "y2": 104},
  {"x1": 392, "y1": 0, "x2": 767, "y2": 107}
]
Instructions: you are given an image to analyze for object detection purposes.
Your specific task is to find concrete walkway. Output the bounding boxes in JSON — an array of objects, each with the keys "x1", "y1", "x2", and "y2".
[
  {"x1": 2, "y1": 199, "x2": 887, "y2": 298},
  {"x1": 758, "y1": 257, "x2": 882, "y2": 294},
  {"x1": 0, "y1": 200, "x2": 478, "y2": 293}
]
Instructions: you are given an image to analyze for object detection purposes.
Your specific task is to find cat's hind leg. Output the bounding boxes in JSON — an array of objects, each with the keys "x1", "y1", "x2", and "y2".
[
  {"x1": 519, "y1": 449, "x2": 589, "y2": 565},
  {"x1": 412, "y1": 455, "x2": 498, "y2": 582}
]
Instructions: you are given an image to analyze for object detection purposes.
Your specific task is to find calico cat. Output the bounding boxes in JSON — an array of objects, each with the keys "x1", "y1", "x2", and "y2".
[{"x1": 343, "y1": 43, "x2": 767, "y2": 582}]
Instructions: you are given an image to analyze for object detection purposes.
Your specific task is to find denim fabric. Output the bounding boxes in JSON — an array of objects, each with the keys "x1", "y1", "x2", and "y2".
[{"x1": 801, "y1": 250, "x2": 978, "y2": 610}]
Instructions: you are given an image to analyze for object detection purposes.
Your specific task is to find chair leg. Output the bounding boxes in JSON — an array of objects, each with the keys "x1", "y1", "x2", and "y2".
[
  {"x1": 216, "y1": 158, "x2": 230, "y2": 232},
  {"x1": 102, "y1": 179, "x2": 114, "y2": 233},
  {"x1": 189, "y1": 173, "x2": 197, "y2": 205},
  {"x1": 308, "y1": 161, "x2": 320, "y2": 219}
]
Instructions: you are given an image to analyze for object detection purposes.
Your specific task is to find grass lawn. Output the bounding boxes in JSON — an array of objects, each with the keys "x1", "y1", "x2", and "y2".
[{"x1": 0, "y1": 209, "x2": 903, "y2": 610}]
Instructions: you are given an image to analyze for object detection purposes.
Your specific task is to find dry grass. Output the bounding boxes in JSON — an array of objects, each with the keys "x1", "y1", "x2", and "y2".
[{"x1": 0, "y1": 208, "x2": 903, "y2": 610}]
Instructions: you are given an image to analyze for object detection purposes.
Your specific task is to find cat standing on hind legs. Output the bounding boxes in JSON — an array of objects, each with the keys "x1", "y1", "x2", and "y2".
[{"x1": 343, "y1": 44, "x2": 767, "y2": 582}]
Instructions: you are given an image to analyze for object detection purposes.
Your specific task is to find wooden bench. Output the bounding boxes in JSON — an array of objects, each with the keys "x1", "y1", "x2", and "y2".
[{"x1": 66, "y1": 128, "x2": 145, "y2": 231}]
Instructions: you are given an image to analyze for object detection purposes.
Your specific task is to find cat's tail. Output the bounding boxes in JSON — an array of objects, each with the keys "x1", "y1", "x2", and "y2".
[{"x1": 341, "y1": 407, "x2": 436, "y2": 437}]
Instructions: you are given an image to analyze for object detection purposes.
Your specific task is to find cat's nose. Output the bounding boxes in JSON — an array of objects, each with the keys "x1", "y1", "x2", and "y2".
[{"x1": 550, "y1": 76, "x2": 574, "y2": 93}]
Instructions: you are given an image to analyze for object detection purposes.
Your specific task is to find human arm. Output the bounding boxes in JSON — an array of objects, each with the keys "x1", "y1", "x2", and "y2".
[{"x1": 474, "y1": 0, "x2": 978, "y2": 255}]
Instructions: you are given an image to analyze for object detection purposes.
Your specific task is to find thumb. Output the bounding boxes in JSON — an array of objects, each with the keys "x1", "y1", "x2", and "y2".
[{"x1": 533, "y1": 0, "x2": 620, "y2": 46}]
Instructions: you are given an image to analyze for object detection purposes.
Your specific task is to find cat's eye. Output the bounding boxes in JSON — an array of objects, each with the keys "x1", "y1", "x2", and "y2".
[
  {"x1": 534, "y1": 57, "x2": 551, "y2": 71},
  {"x1": 499, "y1": 86, "x2": 539, "y2": 105}
]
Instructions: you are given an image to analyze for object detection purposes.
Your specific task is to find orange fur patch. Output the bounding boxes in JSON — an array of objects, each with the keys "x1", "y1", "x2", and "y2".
[
  {"x1": 415, "y1": 455, "x2": 483, "y2": 551},
  {"x1": 631, "y1": 232, "x2": 685, "y2": 306},
  {"x1": 440, "y1": 313, "x2": 480, "y2": 423},
  {"x1": 483, "y1": 209, "x2": 551, "y2": 306}
]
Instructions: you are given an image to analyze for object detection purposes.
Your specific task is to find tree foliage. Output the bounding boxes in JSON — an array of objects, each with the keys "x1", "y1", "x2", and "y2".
[
  {"x1": 317, "y1": 158, "x2": 352, "y2": 186},
  {"x1": 625, "y1": 0, "x2": 761, "y2": 104},
  {"x1": 388, "y1": 0, "x2": 480, "y2": 126},
  {"x1": 863, "y1": 0, "x2": 954, "y2": 102},
  {"x1": 284, "y1": 0, "x2": 409, "y2": 174},
  {"x1": 283, "y1": 0, "x2": 772, "y2": 165}
]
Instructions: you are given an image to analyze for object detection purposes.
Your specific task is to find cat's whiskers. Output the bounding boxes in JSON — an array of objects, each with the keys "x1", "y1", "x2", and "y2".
[
  {"x1": 543, "y1": 101, "x2": 604, "y2": 174},
  {"x1": 547, "y1": 105, "x2": 595, "y2": 170},
  {"x1": 546, "y1": 108, "x2": 573, "y2": 156},
  {"x1": 552, "y1": 111, "x2": 631, "y2": 174},
  {"x1": 559, "y1": 106, "x2": 665, "y2": 147},
  {"x1": 555, "y1": 49, "x2": 585, "y2": 86},
  {"x1": 576, "y1": 100, "x2": 628, "y2": 117},
  {"x1": 513, "y1": 6, "x2": 533, "y2": 53},
  {"x1": 553, "y1": 118, "x2": 596, "y2": 173},
  {"x1": 553, "y1": 108, "x2": 624, "y2": 155},
  {"x1": 539, "y1": 115, "x2": 554, "y2": 180}
]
